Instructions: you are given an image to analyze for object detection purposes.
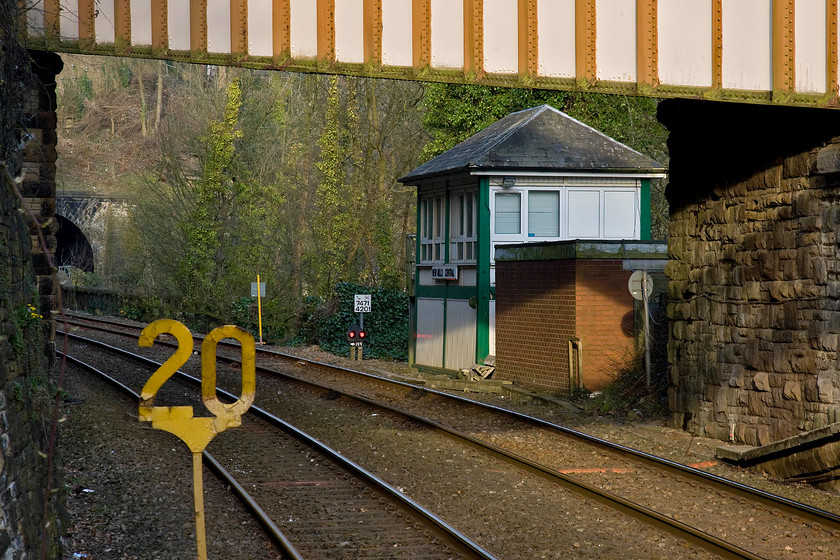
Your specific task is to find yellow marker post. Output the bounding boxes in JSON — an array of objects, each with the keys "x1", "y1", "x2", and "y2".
[
  {"x1": 138, "y1": 320, "x2": 256, "y2": 560},
  {"x1": 256, "y1": 274, "x2": 264, "y2": 345}
]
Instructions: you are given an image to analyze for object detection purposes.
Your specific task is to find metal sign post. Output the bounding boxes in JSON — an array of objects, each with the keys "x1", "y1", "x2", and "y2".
[
  {"x1": 628, "y1": 270, "x2": 654, "y2": 387},
  {"x1": 353, "y1": 295, "x2": 371, "y2": 360},
  {"x1": 251, "y1": 277, "x2": 266, "y2": 344},
  {"x1": 138, "y1": 320, "x2": 256, "y2": 560}
]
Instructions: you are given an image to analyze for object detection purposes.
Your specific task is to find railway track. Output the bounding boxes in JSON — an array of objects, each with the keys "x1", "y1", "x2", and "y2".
[
  {"x1": 61, "y1": 313, "x2": 840, "y2": 558},
  {"x1": 60, "y1": 350, "x2": 497, "y2": 560}
]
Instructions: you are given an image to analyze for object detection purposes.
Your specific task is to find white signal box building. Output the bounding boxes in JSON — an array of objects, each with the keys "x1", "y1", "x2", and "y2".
[{"x1": 399, "y1": 105, "x2": 666, "y2": 374}]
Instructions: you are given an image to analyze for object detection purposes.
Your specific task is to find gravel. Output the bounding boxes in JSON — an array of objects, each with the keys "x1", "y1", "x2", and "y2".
[{"x1": 57, "y1": 335, "x2": 840, "y2": 559}]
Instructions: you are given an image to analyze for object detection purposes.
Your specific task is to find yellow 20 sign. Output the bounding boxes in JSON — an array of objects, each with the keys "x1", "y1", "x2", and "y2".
[{"x1": 138, "y1": 319, "x2": 256, "y2": 453}]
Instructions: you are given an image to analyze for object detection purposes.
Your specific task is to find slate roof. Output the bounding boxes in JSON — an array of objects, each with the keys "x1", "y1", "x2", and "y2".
[{"x1": 400, "y1": 104, "x2": 666, "y2": 184}]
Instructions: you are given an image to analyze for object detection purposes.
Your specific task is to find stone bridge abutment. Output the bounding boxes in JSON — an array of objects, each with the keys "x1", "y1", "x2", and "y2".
[{"x1": 660, "y1": 99, "x2": 840, "y2": 446}]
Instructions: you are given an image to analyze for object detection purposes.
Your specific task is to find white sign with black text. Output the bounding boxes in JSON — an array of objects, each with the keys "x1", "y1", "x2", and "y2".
[
  {"x1": 431, "y1": 265, "x2": 458, "y2": 281},
  {"x1": 354, "y1": 294, "x2": 372, "y2": 313}
]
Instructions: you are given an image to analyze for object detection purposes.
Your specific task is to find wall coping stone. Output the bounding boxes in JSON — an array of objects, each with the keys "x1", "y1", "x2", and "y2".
[{"x1": 495, "y1": 240, "x2": 668, "y2": 262}]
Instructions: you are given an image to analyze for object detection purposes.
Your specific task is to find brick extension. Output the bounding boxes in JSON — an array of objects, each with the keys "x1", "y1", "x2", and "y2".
[{"x1": 494, "y1": 241, "x2": 666, "y2": 394}]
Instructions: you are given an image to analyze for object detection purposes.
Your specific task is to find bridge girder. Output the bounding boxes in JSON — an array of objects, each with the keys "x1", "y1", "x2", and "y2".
[{"x1": 19, "y1": 0, "x2": 840, "y2": 109}]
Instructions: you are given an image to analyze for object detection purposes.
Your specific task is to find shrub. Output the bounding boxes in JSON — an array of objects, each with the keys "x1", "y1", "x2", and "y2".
[{"x1": 291, "y1": 283, "x2": 409, "y2": 361}]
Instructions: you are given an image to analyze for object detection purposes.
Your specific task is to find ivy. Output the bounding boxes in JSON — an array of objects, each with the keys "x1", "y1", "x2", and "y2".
[{"x1": 293, "y1": 282, "x2": 409, "y2": 361}]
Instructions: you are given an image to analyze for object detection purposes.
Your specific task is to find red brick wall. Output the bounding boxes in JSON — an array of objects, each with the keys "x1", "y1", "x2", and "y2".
[
  {"x1": 575, "y1": 260, "x2": 634, "y2": 390},
  {"x1": 495, "y1": 260, "x2": 576, "y2": 393}
]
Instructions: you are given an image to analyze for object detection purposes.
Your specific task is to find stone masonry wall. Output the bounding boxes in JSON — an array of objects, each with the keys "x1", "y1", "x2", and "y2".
[
  {"x1": 495, "y1": 260, "x2": 576, "y2": 393},
  {"x1": 0, "y1": 21, "x2": 65, "y2": 557},
  {"x1": 660, "y1": 99, "x2": 840, "y2": 446}
]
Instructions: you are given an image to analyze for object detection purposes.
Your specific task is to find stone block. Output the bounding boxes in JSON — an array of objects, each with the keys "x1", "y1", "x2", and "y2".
[
  {"x1": 784, "y1": 151, "x2": 811, "y2": 178},
  {"x1": 790, "y1": 349, "x2": 817, "y2": 374},
  {"x1": 748, "y1": 391, "x2": 765, "y2": 416},
  {"x1": 756, "y1": 425, "x2": 772, "y2": 446},
  {"x1": 813, "y1": 142, "x2": 840, "y2": 175},
  {"x1": 729, "y1": 365, "x2": 745, "y2": 387},
  {"x1": 817, "y1": 372, "x2": 837, "y2": 403},
  {"x1": 753, "y1": 371, "x2": 771, "y2": 392}
]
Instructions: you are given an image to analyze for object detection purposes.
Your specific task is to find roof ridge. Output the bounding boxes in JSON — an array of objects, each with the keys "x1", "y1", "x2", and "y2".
[
  {"x1": 463, "y1": 105, "x2": 549, "y2": 165},
  {"x1": 541, "y1": 104, "x2": 653, "y2": 160}
]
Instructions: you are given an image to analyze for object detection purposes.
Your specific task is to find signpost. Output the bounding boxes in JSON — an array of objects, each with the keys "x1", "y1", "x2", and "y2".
[
  {"x1": 251, "y1": 276, "x2": 266, "y2": 344},
  {"x1": 138, "y1": 320, "x2": 256, "y2": 560},
  {"x1": 352, "y1": 294, "x2": 371, "y2": 360},
  {"x1": 628, "y1": 270, "x2": 653, "y2": 387}
]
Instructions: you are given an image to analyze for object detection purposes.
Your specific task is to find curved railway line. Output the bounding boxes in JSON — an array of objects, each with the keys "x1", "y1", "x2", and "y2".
[{"x1": 60, "y1": 312, "x2": 840, "y2": 559}]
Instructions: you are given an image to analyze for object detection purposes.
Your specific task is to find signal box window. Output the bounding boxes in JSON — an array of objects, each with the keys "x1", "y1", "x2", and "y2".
[
  {"x1": 450, "y1": 191, "x2": 477, "y2": 262},
  {"x1": 495, "y1": 192, "x2": 521, "y2": 234},
  {"x1": 420, "y1": 193, "x2": 445, "y2": 263},
  {"x1": 528, "y1": 191, "x2": 559, "y2": 237}
]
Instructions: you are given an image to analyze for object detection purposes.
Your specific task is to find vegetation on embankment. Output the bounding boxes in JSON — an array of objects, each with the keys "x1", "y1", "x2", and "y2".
[{"x1": 55, "y1": 56, "x2": 668, "y2": 343}]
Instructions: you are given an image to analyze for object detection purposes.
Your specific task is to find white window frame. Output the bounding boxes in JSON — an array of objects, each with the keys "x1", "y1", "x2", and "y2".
[
  {"x1": 565, "y1": 187, "x2": 640, "y2": 239},
  {"x1": 489, "y1": 183, "x2": 641, "y2": 248},
  {"x1": 419, "y1": 192, "x2": 446, "y2": 264},
  {"x1": 450, "y1": 190, "x2": 478, "y2": 263},
  {"x1": 491, "y1": 189, "x2": 524, "y2": 240}
]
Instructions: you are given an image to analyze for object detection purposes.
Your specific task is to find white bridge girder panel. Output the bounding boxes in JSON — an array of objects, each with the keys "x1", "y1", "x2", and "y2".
[
  {"x1": 382, "y1": 0, "x2": 413, "y2": 67},
  {"x1": 21, "y1": 0, "x2": 840, "y2": 109},
  {"x1": 291, "y1": 0, "x2": 318, "y2": 59},
  {"x1": 795, "y1": 0, "x2": 828, "y2": 94},
  {"x1": 537, "y1": 0, "x2": 575, "y2": 78},
  {"x1": 169, "y1": 1, "x2": 191, "y2": 51},
  {"x1": 249, "y1": 0, "x2": 274, "y2": 57},
  {"x1": 483, "y1": 0, "x2": 519, "y2": 75},
  {"x1": 208, "y1": 0, "x2": 232, "y2": 54},
  {"x1": 336, "y1": 0, "x2": 365, "y2": 64},
  {"x1": 131, "y1": 0, "x2": 152, "y2": 47},
  {"x1": 658, "y1": 0, "x2": 713, "y2": 88},
  {"x1": 431, "y1": 0, "x2": 464, "y2": 69},
  {"x1": 95, "y1": 0, "x2": 116, "y2": 45},
  {"x1": 596, "y1": 0, "x2": 637, "y2": 82},
  {"x1": 722, "y1": 0, "x2": 772, "y2": 91}
]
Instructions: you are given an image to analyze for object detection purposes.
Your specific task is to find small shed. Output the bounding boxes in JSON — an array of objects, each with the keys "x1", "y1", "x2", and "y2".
[{"x1": 399, "y1": 104, "x2": 666, "y2": 374}]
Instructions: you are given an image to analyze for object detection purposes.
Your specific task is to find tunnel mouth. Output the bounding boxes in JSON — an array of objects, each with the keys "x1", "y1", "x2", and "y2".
[{"x1": 55, "y1": 214, "x2": 94, "y2": 273}]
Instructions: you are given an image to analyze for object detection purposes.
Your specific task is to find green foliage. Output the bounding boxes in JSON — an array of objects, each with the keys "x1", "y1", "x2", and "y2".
[
  {"x1": 74, "y1": 71, "x2": 94, "y2": 117},
  {"x1": 178, "y1": 77, "x2": 245, "y2": 307},
  {"x1": 10, "y1": 303, "x2": 43, "y2": 355},
  {"x1": 117, "y1": 61, "x2": 133, "y2": 88},
  {"x1": 422, "y1": 83, "x2": 667, "y2": 163},
  {"x1": 292, "y1": 283, "x2": 409, "y2": 361}
]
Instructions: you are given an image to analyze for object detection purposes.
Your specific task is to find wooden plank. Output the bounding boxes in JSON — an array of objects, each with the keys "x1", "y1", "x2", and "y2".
[
  {"x1": 231, "y1": 0, "x2": 248, "y2": 55},
  {"x1": 44, "y1": 0, "x2": 61, "y2": 40},
  {"x1": 77, "y1": 0, "x2": 95, "y2": 43},
  {"x1": 829, "y1": 0, "x2": 839, "y2": 95},
  {"x1": 772, "y1": 0, "x2": 795, "y2": 94},
  {"x1": 115, "y1": 0, "x2": 131, "y2": 49},
  {"x1": 464, "y1": 0, "x2": 483, "y2": 75},
  {"x1": 712, "y1": 0, "x2": 722, "y2": 90},
  {"x1": 151, "y1": 0, "x2": 168, "y2": 50}
]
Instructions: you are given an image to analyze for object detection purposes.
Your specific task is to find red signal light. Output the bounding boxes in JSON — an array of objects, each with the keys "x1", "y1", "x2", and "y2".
[
  {"x1": 358, "y1": 330, "x2": 366, "y2": 339},
  {"x1": 348, "y1": 331, "x2": 356, "y2": 338}
]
